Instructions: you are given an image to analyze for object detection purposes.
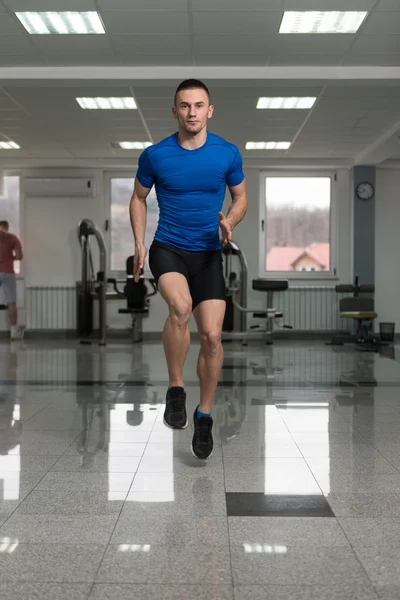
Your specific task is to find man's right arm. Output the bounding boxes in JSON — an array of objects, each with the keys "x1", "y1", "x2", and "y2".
[
  {"x1": 129, "y1": 179, "x2": 152, "y2": 281},
  {"x1": 129, "y1": 178, "x2": 152, "y2": 248}
]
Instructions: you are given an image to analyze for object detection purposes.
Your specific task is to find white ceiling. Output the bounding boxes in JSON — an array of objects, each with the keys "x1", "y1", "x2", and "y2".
[{"x1": 0, "y1": 0, "x2": 400, "y2": 166}]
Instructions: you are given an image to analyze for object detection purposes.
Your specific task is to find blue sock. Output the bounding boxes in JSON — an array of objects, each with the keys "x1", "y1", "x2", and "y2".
[{"x1": 197, "y1": 408, "x2": 211, "y2": 419}]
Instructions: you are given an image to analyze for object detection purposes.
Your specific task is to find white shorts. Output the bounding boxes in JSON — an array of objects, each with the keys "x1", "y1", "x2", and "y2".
[{"x1": 0, "y1": 272, "x2": 17, "y2": 304}]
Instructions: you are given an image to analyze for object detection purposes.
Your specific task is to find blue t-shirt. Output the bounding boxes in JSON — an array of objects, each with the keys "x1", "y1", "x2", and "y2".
[{"x1": 136, "y1": 131, "x2": 245, "y2": 251}]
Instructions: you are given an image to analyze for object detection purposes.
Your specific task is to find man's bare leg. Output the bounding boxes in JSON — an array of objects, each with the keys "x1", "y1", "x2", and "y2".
[
  {"x1": 8, "y1": 302, "x2": 17, "y2": 327},
  {"x1": 158, "y1": 272, "x2": 192, "y2": 429},
  {"x1": 193, "y1": 299, "x2": 226, "y2": 414}
]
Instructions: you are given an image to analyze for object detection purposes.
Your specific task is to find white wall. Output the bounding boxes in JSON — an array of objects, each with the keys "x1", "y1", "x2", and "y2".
[
  {"x1": 23, "y1": 169, "x2": 104, "y2": 287},
  {"x1": 375, "y1": 168, "x2": 400, "y2": 326}
]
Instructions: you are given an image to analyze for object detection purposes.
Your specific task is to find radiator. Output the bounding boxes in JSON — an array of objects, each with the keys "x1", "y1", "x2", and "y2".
[
  {"x1": 24, "y1": 286, "x2": 349, "y2": 332},
  {"x1": 270, "y1": 286, "x2": 348, "y2": 331},
  {"x1": 26, "y1": 287, "x2": 76, "y2": 330}
]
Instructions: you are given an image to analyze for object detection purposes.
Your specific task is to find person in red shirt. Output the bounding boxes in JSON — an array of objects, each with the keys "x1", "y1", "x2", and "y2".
[{"x1": 0, "y1": 220, "x2": 24, "y2": 339}]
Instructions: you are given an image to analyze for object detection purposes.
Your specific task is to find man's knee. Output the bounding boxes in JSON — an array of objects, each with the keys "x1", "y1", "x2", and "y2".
[
  {"x1": 200, "y1": 330, "x2": 222, "y2": 355},
  {"x1": 169, "y1": 299, "x2": 192, "y2": 327}
]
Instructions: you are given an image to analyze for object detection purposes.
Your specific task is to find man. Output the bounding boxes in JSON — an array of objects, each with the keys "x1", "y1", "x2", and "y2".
[
  {"x1": 129, "y1": 79, "x2": 247, "y2": 460},
  {"x1": 0, "y1": 220, "x2": 24, "y2": 340}
]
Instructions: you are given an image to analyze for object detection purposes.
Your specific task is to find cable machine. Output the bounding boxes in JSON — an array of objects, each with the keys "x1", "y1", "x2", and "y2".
[{"x1": 76, "y1": 219, "x2": 107, "y2": 345}]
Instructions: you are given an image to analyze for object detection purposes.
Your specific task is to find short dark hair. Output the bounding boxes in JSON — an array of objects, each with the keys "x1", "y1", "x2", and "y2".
[
  {"x1": 174, "y1": 79, "x2": 211, "y2": 105},
  {"x1": 0, "y1": 220, "x2": 9, "y2": 230}
]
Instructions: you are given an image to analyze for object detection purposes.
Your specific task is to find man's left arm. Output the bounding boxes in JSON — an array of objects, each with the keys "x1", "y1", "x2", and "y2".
[
  {"x1": 12, "y1": 236, "x2": 23, "y2": 261},
  {"x1": 219, "y1": 180, "x2": 248, "y2": 246},
  {"x1": 226, "y1": 179, "x2": 248, "y2": 230}
]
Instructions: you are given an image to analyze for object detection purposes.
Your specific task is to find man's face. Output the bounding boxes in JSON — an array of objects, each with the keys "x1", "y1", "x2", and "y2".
[{"x1": 173, "y1": 88, "x2": 214, "y2": 135}]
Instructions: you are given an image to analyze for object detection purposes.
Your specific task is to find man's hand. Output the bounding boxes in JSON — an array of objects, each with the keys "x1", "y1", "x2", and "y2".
[
  {"x1": 219, "y1": 212, "x2": 232, "y2": 247},
  {"x1": 134, "y1": 245, "x2": 147, "y2": 282}
]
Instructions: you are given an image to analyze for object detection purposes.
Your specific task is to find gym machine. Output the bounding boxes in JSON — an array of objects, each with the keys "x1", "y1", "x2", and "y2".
[
  {"x1": 110, "y1": 256, "x2": 157, "y2": 343},
  {"x1": 76, "y1": 219, "x2": 107, "y2": 345},
  {"x1": 76, "y1": 219, "x2": 158, "y2": 344},
  {"x1": 222, "y1": 241, "x2": 291, "y2": 344}
]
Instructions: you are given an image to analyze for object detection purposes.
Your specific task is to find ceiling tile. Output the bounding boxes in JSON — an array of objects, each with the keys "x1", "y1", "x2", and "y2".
[
  {"x1": 0, "y1": 55, "x2": 47, "y2": 65},
  {"x1": 351, "y1": 34, "x2": 400, "y2": 53},
  {"x1": 193, "y1": 34, "x2": 270, "y2": 55},
  {"x1": 213, "y1": 86, "x2": 323, "y2": 99},
  {"x1": 119, "y1": 54, "x2": 192, "y2": 65},
  {"x1": 0, "y1": 13, "x2": 26, "y2": 34},
  {"x1": 191, "y1": 0, "x2": 281, "y2": 9},
  {"x1": 374, "y1": 0, "x2": 400, "y2": 9},
  {"x1": 47, "y1": 55, "x2": 122, "y2": 65},
  {"x1": 111, "y1": 34, "x2": 190, "y2": 54},
  {"x1": 192, "y1": 11, "x2": 282, "y2": 34},
  {"x1": 97, "y1": 0, "x2": 188, "y2": 9},
  {"x1": 342, "y1": 54, "x2": 400, "y2": 65},
  {"x1": 282, "y1": 0, "x2": 377, "y2": 9},
  {"x1": 0, "y1": 34, "x2": 39, "y2": 54},
  {"x1": 359, "y1": 11, "x2": 400, "y2": 34},
  {"x1": 268, "y1": 33, "x2": 355, "y2": 53},
  {"x1": 0, "y1": 97, "x2": 20, "y2": 110},
  {"x1": 131, "y1": 97, "x2": 170, "y2": 109},
  {"x1": 69, "y1": 147, "x2": 114, "y2": 158},
  {"x1": 101, "y1": 10, "x2": 190, "y2": 34},
  {"x1": 195, "y1": 54, "x2": 268, "y2": 66},
  {"x1": 30, "y1": 35, "x2": 114, "y2": 55},
  {"x1": 141, "y1": 108, "x2": 174, "y2": 119},
  {"x1": 3, "y1": 0, "x2": 97, "y2": 9},
  {"x1": 134, "y1": 87, "x2": 177, "y2": 98},
  {"x1": 269, "y1": 54, "x2": 343, "y2": 65}
]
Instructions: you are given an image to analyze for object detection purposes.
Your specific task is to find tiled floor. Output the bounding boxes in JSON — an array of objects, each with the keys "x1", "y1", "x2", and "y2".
[{"x1": 1, "y1": 338, "x2": 400, "y2": 599}]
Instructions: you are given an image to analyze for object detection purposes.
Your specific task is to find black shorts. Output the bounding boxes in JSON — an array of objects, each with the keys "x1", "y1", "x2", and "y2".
[{"x1": 149, "y1": 240, "x2": 226, "y2": 310}]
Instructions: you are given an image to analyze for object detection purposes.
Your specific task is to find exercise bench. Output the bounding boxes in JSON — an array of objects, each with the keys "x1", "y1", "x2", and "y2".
[{"x1": 223, "y1": 278, "x2": 291, "y2": 345}]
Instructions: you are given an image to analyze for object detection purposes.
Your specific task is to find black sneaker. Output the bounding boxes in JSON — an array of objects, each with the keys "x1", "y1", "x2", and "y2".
[
  {"x1": 191, "y1": 406, "x2": 214, "y2": 460},
  {"x1": 163, "y1": 386, "x2": 188, "y2": 429}
]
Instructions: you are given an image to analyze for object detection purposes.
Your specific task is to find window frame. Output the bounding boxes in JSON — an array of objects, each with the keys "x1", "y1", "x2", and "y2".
[{"x1": 258, "y1": 170, "x2": 338, "y2": 281}]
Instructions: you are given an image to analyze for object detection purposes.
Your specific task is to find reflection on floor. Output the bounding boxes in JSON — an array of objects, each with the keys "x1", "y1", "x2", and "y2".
[{"x1": 0, "y1": 339, "x2": 400, "y2": 599}]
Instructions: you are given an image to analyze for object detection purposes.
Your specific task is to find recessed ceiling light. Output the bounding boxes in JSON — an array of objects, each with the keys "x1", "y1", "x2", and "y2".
[
  {"x1": 279, "y1": 11, "x2": 368, "y2": 34},
  {"x1": 0, "y1": 142, "x2": 20, "y2": 150},
  {"x1": 113, "y1": 142, "x2": 152, "y2": 150},
  {"x1": 76, "y1": 97, "x2": 137, "y2": 110},
  {"x1": 246, "y1": 142, "x2": 291, "y2": 150},
  {"x1": 257, "y1": 97, "x2": 316, "y2": 109},
  {"x1": 15, "y1": 11, "x2": 105, "y2": 34}
]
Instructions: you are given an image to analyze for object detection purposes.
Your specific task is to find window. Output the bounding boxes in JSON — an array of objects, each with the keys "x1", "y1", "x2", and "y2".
[
  {"x1": 0, "y1": 175, "x2": 21, "y2": 274},
  {"x1": 109, "y1": 176, "x2": 158, "y2": 275},
  {"x1": 301, "y1": 266, "x2": 316, "y2": 272},
  {"x1": 260, "y1": 174, "x2": 334, "y2": 278}
]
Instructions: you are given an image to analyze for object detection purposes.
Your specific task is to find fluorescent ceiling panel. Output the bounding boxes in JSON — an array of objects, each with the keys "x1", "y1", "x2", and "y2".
[
  {"x1": 279, "y1": 11, "x2": 368, "y2": 34},
  {"x1": 76, "y1": 97, "x2": 137, "y2": 110},
  {"x1": 15, "y1": 11, "x2": 105, "y2": 34},
  {"x1": 0, "y1": 141, "x2": 20, "y2": 149},
  {"x1": 246, "y1": 142, "x2": 291, "y2": 150},
  {"x1": 113, "y1": 142, "x2": 152, "y2": 149},
  {"x1": 257, "y1": 97, "x2": 316, "y2": 109}
]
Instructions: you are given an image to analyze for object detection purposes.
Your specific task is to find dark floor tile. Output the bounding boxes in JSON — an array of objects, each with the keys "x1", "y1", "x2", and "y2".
[{"x1": 226, "y1": 493, "x2": 335, "y2": 517}]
